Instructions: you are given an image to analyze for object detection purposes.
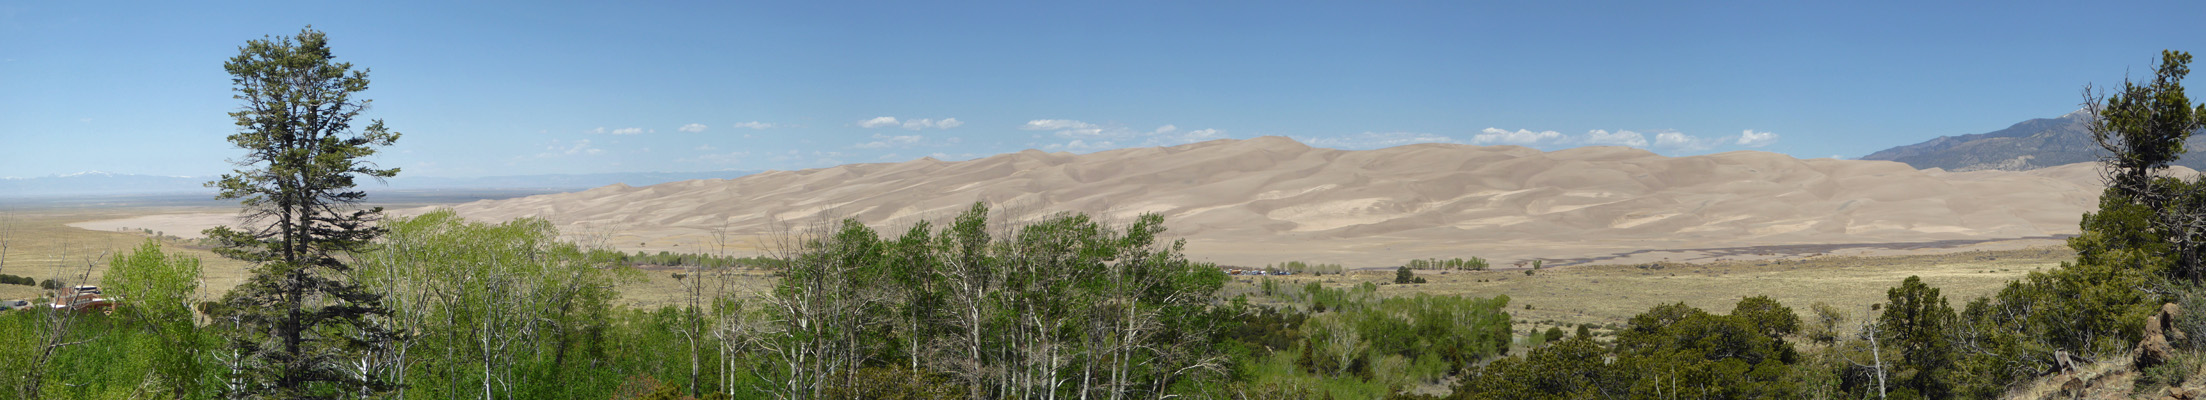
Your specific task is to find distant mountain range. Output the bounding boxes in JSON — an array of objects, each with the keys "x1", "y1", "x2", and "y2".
[
  {"x1": 0, "y1": 170, "x2": 759, "y2": 199},
  {"x1": 1860, "y1": 110, "x2": 2206, "y2": 172}
]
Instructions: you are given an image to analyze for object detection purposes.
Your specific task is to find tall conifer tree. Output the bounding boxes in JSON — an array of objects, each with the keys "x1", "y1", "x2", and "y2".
[{"x1": 204, "y1": 26, "x2": 401, "y2": 399}]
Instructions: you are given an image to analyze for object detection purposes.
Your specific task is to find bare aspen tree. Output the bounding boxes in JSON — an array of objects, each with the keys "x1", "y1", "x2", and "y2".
[
  {"x1": 0, "y1": 212, "x2": 11, "y2": 276},
  {"x1": 21, "y1": 246, "x2": 108, "y2": 399}
]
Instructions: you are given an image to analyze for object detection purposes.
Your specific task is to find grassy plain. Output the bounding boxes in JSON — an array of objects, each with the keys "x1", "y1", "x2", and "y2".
[
  {"x1": 0, "y1": 201, "x2": 780, "y2": 310},
  {"x1": 0, "y1": 206, "x2": 249, "y2": 303},
  {"x1": 5, "y1": 201, "x2": 2075, "y2": 339},
  {"x1": 1223, "y1": 246, "x2": 2071, "y2": 339}
]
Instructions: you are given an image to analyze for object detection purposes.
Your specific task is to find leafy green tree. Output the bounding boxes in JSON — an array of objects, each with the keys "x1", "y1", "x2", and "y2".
[
  {"x1": 353, "y1": 210, "x2": 634, "y2": 399},
  {"x1": 2082, "y1": 50, "x2": 2206, "y2": 279},
  {"x1": 1730, "y1": 295, "x2": 1800, "y2": 340},
  {"x1": 102, "y1": 240, "x2": 209, "y2": 398},
  {"x1": 1393, "y1": 266, "x2": 1423, "y2": 284},
  {"x1": 1879, "y1": 276, "x2": 1954, "y2": 399},
  {"x1": 202, "y1": 26, "x2": 403, "y2": 398}
]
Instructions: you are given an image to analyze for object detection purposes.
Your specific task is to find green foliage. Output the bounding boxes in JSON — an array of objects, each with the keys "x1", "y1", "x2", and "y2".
[
  {"x1": 2089, "y1": 50, "x2": 2205, "y2": 202},
  {"x1": 37, "y1": 278, "x2": 60, "y2": 290},
  {"x1": 354, "y1": 209, "x2": 641, "y2": 399},
  {"x1": 1267, "y1": 260, "x2": 1345, "y2": 275},
  {"x1": 588, "y1": 249, "x2": 781, "y2": 270},
  {"x1": 101, "y1": 240, "x2": 208, "y2": 398},
  {"x1": 1393, "y1": 266, "x2": 1426, "y2": 284},
  {"x1": 1238, "y1": 292, "x2": 1511, "y2": 398},
  {"x1": 757, "y1": 204, "x2": 1233, "y2": 399},
  {"x1": 1879, "y1": 276, "x2": 1955, "y2": 398},
  {"x1": 1805, "y1": 301, "x2": 1846, "y2": 345},
  {"x1": 1453, "y1": 298, "x2": 1803, "y2": 399},
  {"x1": 1731, "y1": 295, "x2": 1800, "y2": 340},
  {"x1": 0, "y1": 274, "x2": 30, "y2": 286},
  {"x1": 1404, "y1": 257, "x2": 1486, "y2": 271}
]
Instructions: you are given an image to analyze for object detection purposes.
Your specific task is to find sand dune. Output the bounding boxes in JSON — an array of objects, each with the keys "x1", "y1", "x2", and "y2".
[{"x1": 415, "y1": 136, "x2": 2167, "y2": 267}]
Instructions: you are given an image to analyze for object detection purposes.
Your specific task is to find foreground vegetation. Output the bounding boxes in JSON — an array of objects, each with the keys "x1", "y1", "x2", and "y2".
[{"x1": 0, "y1": 26, "x2": 2200, "y2": 399}]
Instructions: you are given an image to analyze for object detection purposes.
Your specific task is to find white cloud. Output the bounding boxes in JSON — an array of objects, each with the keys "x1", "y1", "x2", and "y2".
[
  {"x1": 695, "y1": 144, "x2": 716, "y2": 151},
  {"x1": 1473, "y1": 128, "x2": 1564, "y2": 145},
  {"x1": 682, "y1": 151, "x2": 750, "y2": 165},
  {"x1": 679, "y1": 123, "x2": 709, "y2": 133},
  {"x1": 1300, "y1": 132, "x2": 1458, "y2": 149},
  {"x1": 1022, "y1": 119, "x2": 1229, "y2": 151},
  {"x1": 858, "y1": 116, "x2": 901, "y2": 128},
  {"x1": 864, "y1": 116, "x2": 961, "y2": 130},
  {"x1": 1582, "y1": 129, "x2": 1650, "y2": 147},
  {"x1": 732, "y1": 121, "x2": 775, "y2": 129},
  {"x1": 854, "y1": 134, "x2": 925, "y2": 149},
  {"x1": 1654, "y1": 132, "x2": 1694, "y2": 147},
  {"x1": 1736, "y1": 130, "x2": 1778, "y2": 147},
  {"x1": 538, "y1": 139, "x2": 602, "y2": 157},
  {"x1": 592, "y1": 127, "x2": 644, "y2": 135},
  {"x1": 1151, "y1": 128, "x2": 1226, "y2": 145},
  {"x1": 1648, "y1": 131, "x2": 1724, "y2": 151},
  {"x1": 1042, "y1": 139, "x2": 1116, "y2": 151},
  {"x1": 1021, "y1": 119, "x2": 1098, "y2": 131}
]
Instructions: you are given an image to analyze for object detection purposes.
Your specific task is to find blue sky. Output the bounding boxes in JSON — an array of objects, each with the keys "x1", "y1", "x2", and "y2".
[{"x1": 3, "y1": 1, "x2": 2203, "y2": 179}]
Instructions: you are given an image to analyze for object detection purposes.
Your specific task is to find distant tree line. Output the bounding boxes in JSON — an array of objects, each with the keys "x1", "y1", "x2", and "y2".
[{"x1": 1405, "y1": 257, "x2": 1487, "y2": 271}]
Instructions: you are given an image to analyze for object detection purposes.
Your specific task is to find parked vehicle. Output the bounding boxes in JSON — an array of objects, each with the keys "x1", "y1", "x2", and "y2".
[{"x1": 51, "y1": 285, "x2": 115, "y2": 314}]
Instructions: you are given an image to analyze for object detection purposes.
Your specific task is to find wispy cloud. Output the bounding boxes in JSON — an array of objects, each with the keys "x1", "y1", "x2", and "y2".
[
  {"x1": 902, "y1": 118, "x2": 962, "y2": 130},
  {"x1": 854, "y1": 134, "x2": 925, "y2": 149},
  {"x1": 1299, "y1": 132, "x2": 1458, "y2": 149},
  {"x1": 1472, "y1": 128, "x2": 1565, "y2": 145},
  {"x1": 861, "y1": 116, "x2": 961, "y2": 130},
  {"x1": 1041, "y1": 139, "x2": 1117, "y2": 151},
  {"x1": 769, "y1": 150, "x2": 846, "y2": 166},
  {"x1": 1651, "y1": 131, "x2": 1721, "y2": 151},
  {"x1": 537, "y1": 139, "x2": 602, "y2": 157},
  {"x1": 678, "y1": 123, "x2": 708, "y2": 133},
  {"x1": 858, "y1": 116, "x2": 901, "y2": 128},
  {"x1": 1021, "y1": 119, "x2": 1098, "y2": 131},
  {"x1": 1291, "y1": 127, "x2": 1763, "y2": 153},
  {"x1": 680, "y1": 151, "x2": 751, "y2": 165},
  {"x1": 1582, "y1": 129, "x2": 1649, "y2": 147},
  {"x1": 1736, "y1": 129, "x2": 1778, "y2": 147},
  {"x1": 1024, "y1": 119, "x2": 1229, "y2": 151},
  {"x1": 590, "y1": 127, "x2": 646, "y2": 135},
  {"x1": 732, "y1": 121, "x2": 775, "y2": 129}
]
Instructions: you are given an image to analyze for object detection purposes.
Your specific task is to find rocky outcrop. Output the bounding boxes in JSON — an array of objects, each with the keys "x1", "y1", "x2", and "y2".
[{"x1": 2137, "y1": 303, "x2": 2187, "y2": 370}]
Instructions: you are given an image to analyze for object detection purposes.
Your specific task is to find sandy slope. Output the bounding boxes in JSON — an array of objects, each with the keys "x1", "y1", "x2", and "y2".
[{"x1": 401, "y1": 136, "x2": 2162, "y2": 267}]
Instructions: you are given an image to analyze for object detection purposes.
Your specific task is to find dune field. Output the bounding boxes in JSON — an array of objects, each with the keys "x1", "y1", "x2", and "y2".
[{"x1": 356, "y1": 136, "x2": 2143, "y2": 267}]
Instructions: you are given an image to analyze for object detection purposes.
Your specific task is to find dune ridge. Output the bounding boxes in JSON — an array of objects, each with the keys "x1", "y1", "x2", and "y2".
[{"x1": 423, "y1": 136, "x2": 2160, "y2": 266}]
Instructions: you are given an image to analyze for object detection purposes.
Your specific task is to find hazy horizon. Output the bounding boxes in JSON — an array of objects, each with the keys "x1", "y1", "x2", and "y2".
[{"x1": 5, "y1": 2, "x2": 2204, "y2": 180}]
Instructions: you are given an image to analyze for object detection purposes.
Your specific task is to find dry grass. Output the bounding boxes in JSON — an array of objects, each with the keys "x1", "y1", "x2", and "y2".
[
  {"x1": 0, "y1": 204, "x2": 783, "y2": 310},
  {"x1": 6, "y1": 204, "x2": 2081, "y2": 334},
  {"x1": 1227, "y1": 247, "x2": 2073, "y2": 337},
  {"x1": 0, "y1": 206, "x2": 253, "y2": 303}
]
